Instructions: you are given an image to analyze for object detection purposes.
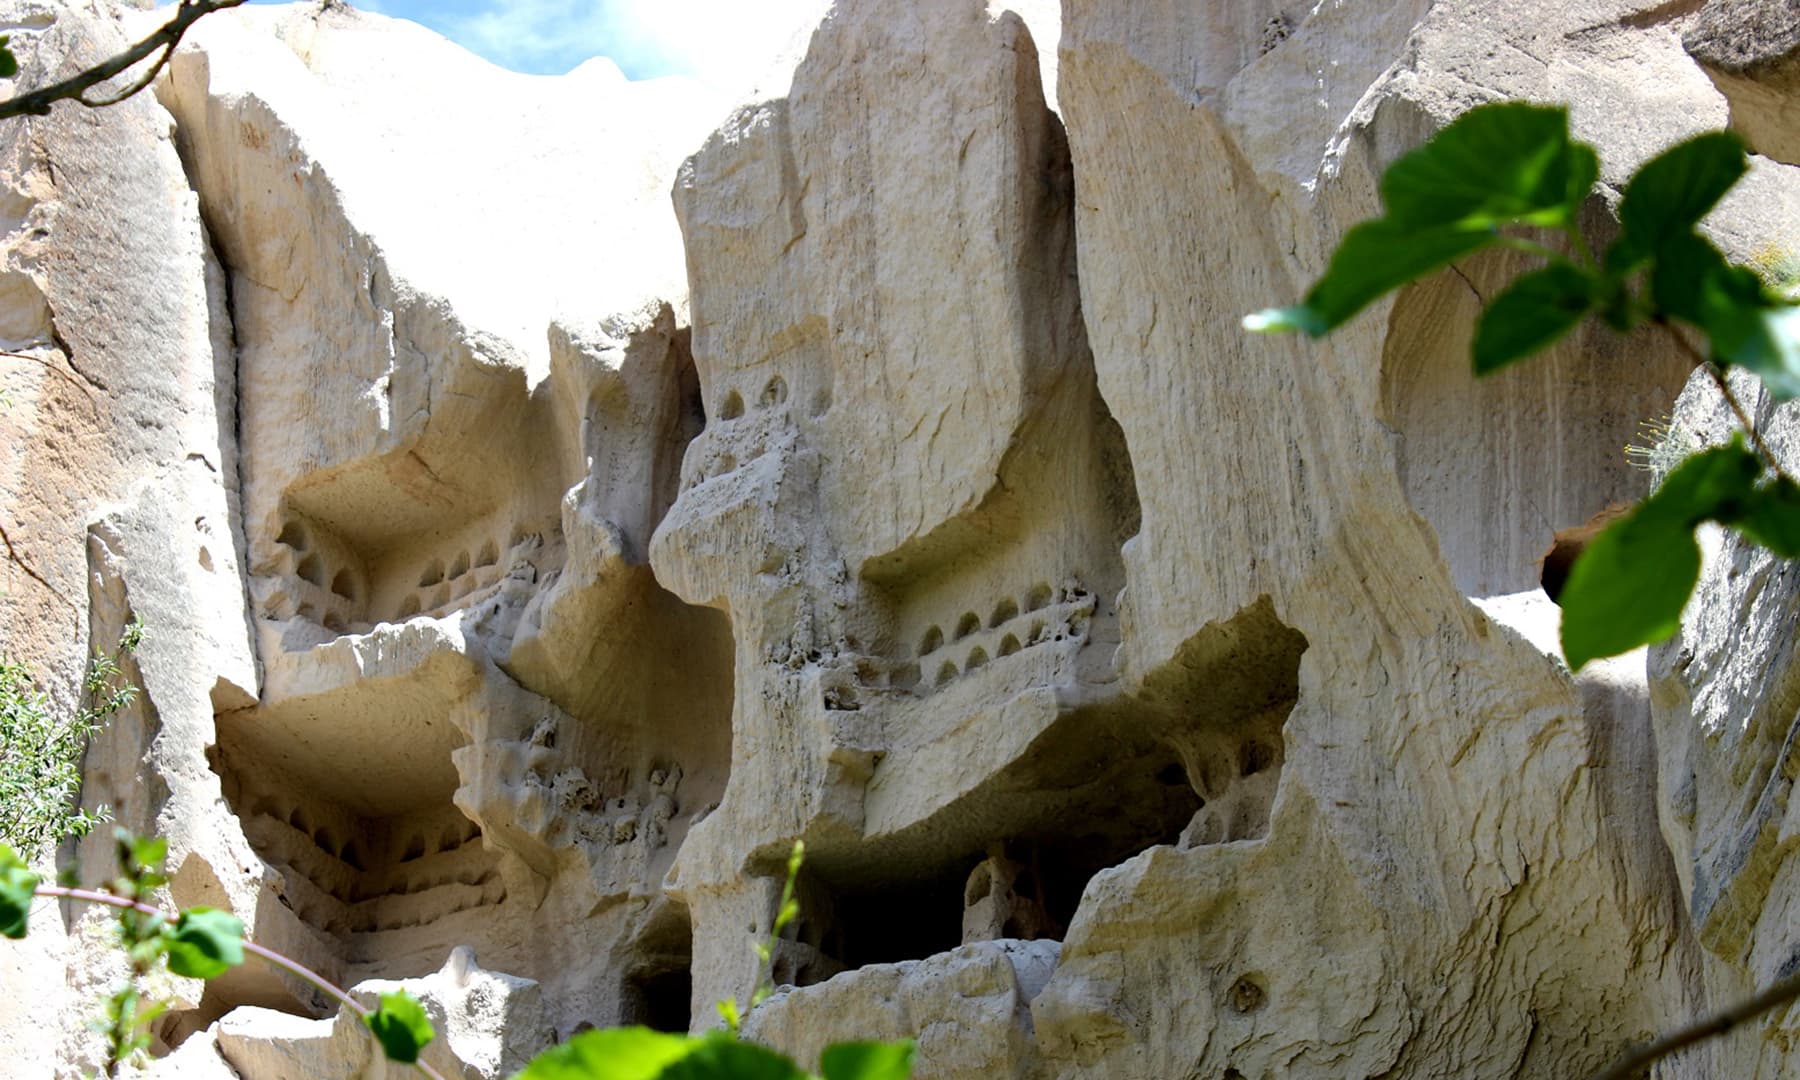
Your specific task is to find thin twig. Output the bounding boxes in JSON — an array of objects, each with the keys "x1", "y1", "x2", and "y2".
[
  {"x1": 1564, "y1": 219, "x2": 1599, "y2": 272},
  {"x1": 35, "y1": 884, "x2": 450, "y2": 1080},
  {"x1": 1658, "y1": 319, "x2": 1790, "y2": 483},
  {"x1": 1494, "y1": 234, "x2": 1568, "y2": 264},
  {"x1": 0, "y1": 519, "x2": 74, "y2": 612},
  {"x1": 0, "y1": 0, "x2": 246, "y2": 121},
  {"x1": 0, "y1": 349, "x2": 100, "y2": 414},
  {"x1": 1590, "y1": 969, "x2": 1800, "y2": 1080}
]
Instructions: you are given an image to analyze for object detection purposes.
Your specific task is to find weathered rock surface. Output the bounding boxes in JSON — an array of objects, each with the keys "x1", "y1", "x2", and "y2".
[
  {"x1": 5, "y1": 0, "x2": 1800, "y2": 1076},
  {"x1": 1687, "y1": 0, "x2": 1800, "y2": 166}
]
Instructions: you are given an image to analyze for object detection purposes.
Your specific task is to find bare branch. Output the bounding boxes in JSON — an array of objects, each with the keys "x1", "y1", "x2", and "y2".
[
  {"x1": 0, "y1": 349, "x2": 99, "y2": 414},
  {"x1": 1592, "y1": 969, "x2": 1800, "y2": 1080},
  {"x1": 0, "y1": 0, "x2": 246, "y2": 122},
  {"x1": 1658, "y1": 319, "x2": 1792, "y2": 484},
  {"x1": 0, "y1": 520, "x2": 74, "y2": 612}
]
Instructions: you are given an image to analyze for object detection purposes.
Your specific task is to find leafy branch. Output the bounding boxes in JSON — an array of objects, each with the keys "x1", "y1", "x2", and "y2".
[
  {"x1": 0, "y1": 835, "x2": 445, "y2": 1077},
  {"x1": 1247, "y1": 103, "x2": 1800, "y2": 669},
  {"x1": 1248, "y1": 99, "x2": 1800, "y2": 1078},
  {"x1": 717, "y1": 839, "x2": 806, "y2": 1034},
  {"x1": 0, "y1": 622, "x2": 142, "y2": 858},
  {"x1": 0, "y1": 0, "x2": 246, "y2": 122},
  {"x1": 507, "y1": 837, "x2": 915, "y2": 1079},
  {"x1": 3, "y1": 827, "x2": 910, "y2": 1078}
]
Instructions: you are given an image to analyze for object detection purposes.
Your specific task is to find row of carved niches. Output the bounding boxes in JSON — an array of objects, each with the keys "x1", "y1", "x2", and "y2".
[
  {"x1": 681, "y1": 358, "x2": 833, "y2": 492},
  {"x1": 253, "y1": 508, "x2": 559, "y2": 636},
  {"x1": 1141, "y1": 597, "x2": 1310, "y2": 849},
  {"x1": 908, "y1": 580, "x2": 1095, "y2": 693},
  {"x1": 253, "y1": 514, "x2": 370, "y2": 634},
  {"x1": 1168, "y1": 705, "x2": 1288, "y2": 847},
  {"x1": 389, "y1": 524, "x2": 550, "y2": 623},
  {"x1": 229, "y1": 770, "x2": 505, "y2": 954},
  {"x1": 785, "y1": 579, "x2": 1099, "y2": 715}
]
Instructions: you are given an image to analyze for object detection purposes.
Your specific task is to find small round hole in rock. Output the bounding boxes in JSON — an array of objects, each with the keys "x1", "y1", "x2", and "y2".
[
  {"x1": 1239, "y1": 741, "x2": 1275, "y2": 777},
  {"x1": 990, "y1": 598, "x2": 1018, "y2": 627},
  {"x1": 889, "y1": 662, "x2": 921, "y2": 691},
  {"x1": 760, "y1": 375, "x2": 788, "y2": 407},
  {"x1": 919, "y1": 626, "x2": 943, "y2": 655},
  {"x1": 276, "y1": 520, "x2": 310, "y2": 552},
  {"x1": 330, "y1": 569, "x2": 357, "y2": 601},
  {"x1": 1228, "y1": 975, "x2": 1267, "y2": 1014},
  {"x1": 718, "y1": 389, "x2": 744, "y2": 420}
]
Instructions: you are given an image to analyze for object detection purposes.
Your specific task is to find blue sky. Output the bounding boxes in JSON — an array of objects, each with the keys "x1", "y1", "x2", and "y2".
[{"x1": 275, "y1": 0, "x2": 828, "y2": 85}]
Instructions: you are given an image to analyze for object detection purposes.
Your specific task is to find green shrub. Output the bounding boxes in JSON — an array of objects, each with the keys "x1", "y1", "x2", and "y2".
[{"x1": 0, "y1": 622, "x2": 140, "y2": 859}]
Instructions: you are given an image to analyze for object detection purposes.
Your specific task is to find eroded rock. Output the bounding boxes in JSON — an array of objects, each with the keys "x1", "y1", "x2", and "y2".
[{"x1": 7, "y1": 0, "x2": 1800, "y2": 1076}]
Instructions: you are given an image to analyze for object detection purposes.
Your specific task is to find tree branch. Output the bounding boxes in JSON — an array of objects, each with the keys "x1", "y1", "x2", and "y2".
[
  {"x1": 1591, "y1": 969, "x2": 1800, "y2": 1080},
  {"x1": 0, "y1": 349, "x2": 99, "y2": 413},
  {"x1": 0, "y1": 520, "x2": 74, "y2": 612},
  {"x1": 36, "y1": 884, "x2": 452, "y2": 1080},
  {"x1": 1658, "y1": 319, "x2": 1791, "y2": 484},
  {"x1": 0, "y1": 0, "x2": 245, "y2": 122}
]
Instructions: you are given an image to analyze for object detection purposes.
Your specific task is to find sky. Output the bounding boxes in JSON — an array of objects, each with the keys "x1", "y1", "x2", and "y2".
[{"x1": 303, "y1": 0, "x2": 831, "y2": 87}]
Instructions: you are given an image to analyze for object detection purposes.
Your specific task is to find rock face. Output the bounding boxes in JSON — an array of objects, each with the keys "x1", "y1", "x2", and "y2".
[{"x1": 3, "y1": 0, "x2": 1800, "y2": 1076}]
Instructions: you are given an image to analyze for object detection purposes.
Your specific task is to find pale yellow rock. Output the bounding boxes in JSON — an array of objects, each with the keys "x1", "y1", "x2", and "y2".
[{"x1": 8, "y1": 0, "x2": 1800, "y2": 1076}]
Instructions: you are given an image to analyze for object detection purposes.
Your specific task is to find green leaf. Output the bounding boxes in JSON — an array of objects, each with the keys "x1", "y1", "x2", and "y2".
[
  {"x1": 0, "y1": 843, "x2": 40, "y2": 940},
  {"x1": 1559, "y1": 441, "x2": 1761, "y2": 668},
  {"x1": 1609, "y1": 131, "x2": 1749, "y2": 270},
  {"x1": 1698, "y1": 268, "x2": 1800, "y2": 400},
  {"x1": 819, "y1": 1041, "x2": 916, "y2": 1080},
  {"x1": 1472, "y1": 263, "x2": 1596, "y2": 373},
  {"x1": 1558, "y1": 511, "x2": 1701, "y2": 670},
  {"x1": 164, "y1": 907, "x2": 244, "y2": 979},
  {"x1": 1381, "y1": 102, "x2": 1590, "y2": 229},
  {"x1": 1244, "y1": 219, "x2": 1494, "y2": 337},
  {"x1": 1648, "y1": 232, "x2": 1728, "y2": 325},
  {"x1": 661, "y1": 1032, "x2": 807, "y2": 1080},
  {"x1": 1736, "y1": 476, "x2": 1800, "y2": 557},
  {"x1": 1645, "y1": 235, "x2": 1800, "y2": 398},
  {"x1": 363, "y1": 990, "x2": 435, "y2": 1065},
  {"x1": 0, "y1": 39, "x2": 15, "y2": 82},
  {"x1": 1634, "y1": 439, "x2": 1761, "y2": 530},
  {"x1": 516, "y1": 1027, "x2": 698, "y2": 1080},
  {"x1": 715, "y1": 997, "x2": 743, "y2": 1034},
  {"x1": 117, "y1": 830, "x2": 166, "y2": 879}
]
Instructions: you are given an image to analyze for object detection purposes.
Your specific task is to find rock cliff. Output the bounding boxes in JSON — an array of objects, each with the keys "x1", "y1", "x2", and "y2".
[{"x1": 3, "y1": 0, "x2": 1800, "y2": 1076}]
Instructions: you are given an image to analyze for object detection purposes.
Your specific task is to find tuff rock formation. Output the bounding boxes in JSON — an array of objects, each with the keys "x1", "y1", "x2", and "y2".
[{"x1": 3, "y1": 0, "x2": 1800, "y2": 1076}]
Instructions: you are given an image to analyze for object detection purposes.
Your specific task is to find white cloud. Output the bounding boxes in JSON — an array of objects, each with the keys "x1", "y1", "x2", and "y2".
[{"x1": 439, "y1": 0, "x2": 829, "y2": 91}]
